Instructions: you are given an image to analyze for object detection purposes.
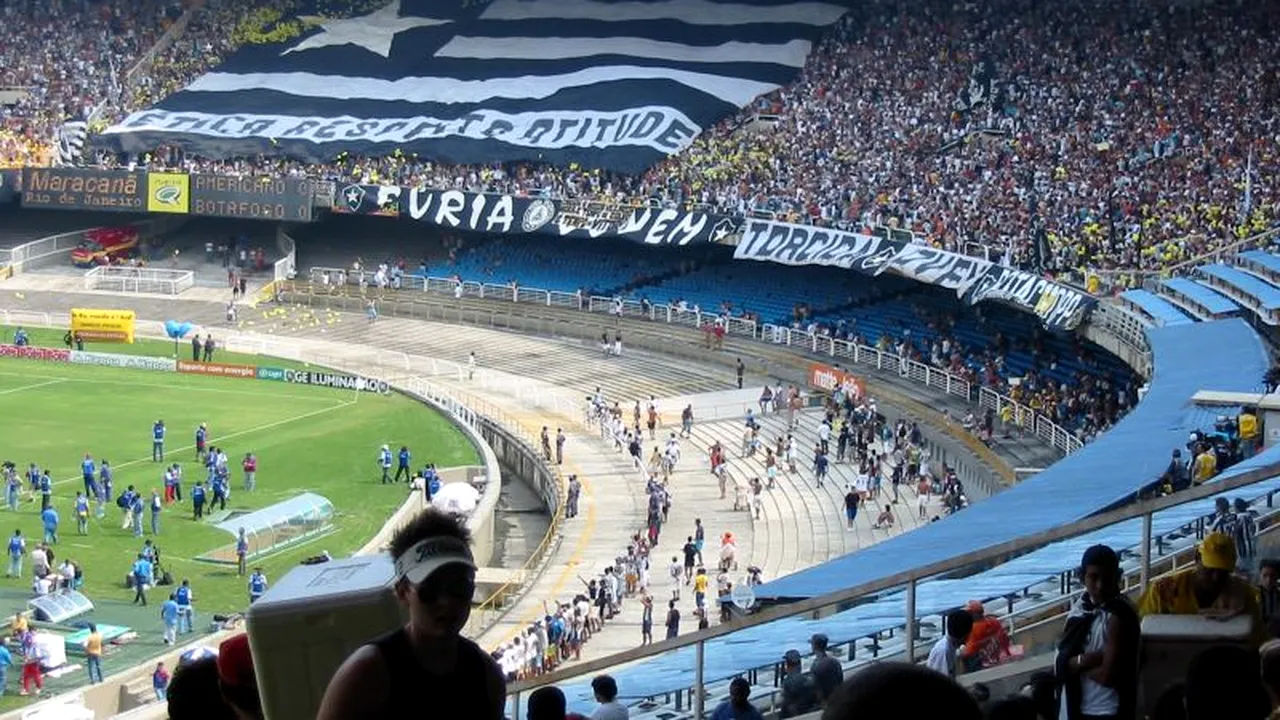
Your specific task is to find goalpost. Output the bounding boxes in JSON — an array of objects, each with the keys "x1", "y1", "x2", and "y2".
[{"x1": 83, "y1": 266, "x2": 196, "y2": 295}]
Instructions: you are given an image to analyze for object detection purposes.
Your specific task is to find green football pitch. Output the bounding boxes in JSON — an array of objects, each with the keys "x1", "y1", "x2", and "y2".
[{"x1": 0, "y1": 326, "x2": 479, "y2": 614}]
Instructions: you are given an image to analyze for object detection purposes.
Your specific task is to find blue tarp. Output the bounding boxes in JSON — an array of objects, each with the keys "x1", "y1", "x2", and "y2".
[
  {"x1": 1120, "y1": 289, "x2": 1193, "y2": 326},
  {"x1": 755, "y1": 319, "x2": 1266, "y2": 600},
  {"x1": 1160, "y1": 278, "x2": 1240, "y2": 316},
  {"x1": 1197, "y1": 264, "x2": 1280, "y2": 311}
]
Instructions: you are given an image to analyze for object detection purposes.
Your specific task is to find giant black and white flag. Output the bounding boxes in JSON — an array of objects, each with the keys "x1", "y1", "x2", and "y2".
[
  {"x1": 56, "y1": 120, "x2": 90, "y2": 166},
  {"x1": 96, "y1": 0, "x2": 846, "y2": 172}
]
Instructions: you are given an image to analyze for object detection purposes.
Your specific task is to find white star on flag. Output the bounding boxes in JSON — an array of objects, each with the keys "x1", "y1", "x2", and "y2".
[{"x1": 284, "y1": 0, "x2": 451, "y2": 58}]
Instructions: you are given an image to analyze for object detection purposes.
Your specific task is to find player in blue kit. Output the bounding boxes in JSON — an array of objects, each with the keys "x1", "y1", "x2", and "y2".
[
  {"x1": 152, "y1": 420, "x2": 166, "y2": 462},
  {"x1": 80, "y1": 454, "x2": 96, "y2": 498}
]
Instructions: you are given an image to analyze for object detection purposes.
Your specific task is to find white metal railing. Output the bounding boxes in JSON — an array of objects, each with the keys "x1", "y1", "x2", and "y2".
[
  {"x1": 84, "y1": 265, "x2": 195, "y2": 295},
  {"x1": 301, "y1": 270, "x2": 1089, "y2": 457},
  {"x1": 2, "y1": 229, "x2": 95, "y2": 274}
]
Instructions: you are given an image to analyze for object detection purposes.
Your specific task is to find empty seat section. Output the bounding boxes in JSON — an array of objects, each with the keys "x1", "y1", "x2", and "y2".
[
  {"x1": 1158, "y1": 278, "x2": 1241, "y2": 316},
  {"x1": 1118, "y1": 289, "x2": 1193, "y2": 326}
]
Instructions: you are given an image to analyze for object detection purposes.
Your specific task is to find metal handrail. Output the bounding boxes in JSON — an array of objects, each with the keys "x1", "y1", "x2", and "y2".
[{"x1": 506, "y1": 458, "x2": 1280, "y2": 700}]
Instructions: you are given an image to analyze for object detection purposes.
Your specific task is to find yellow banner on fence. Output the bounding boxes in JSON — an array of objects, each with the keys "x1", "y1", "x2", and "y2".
[{"x1": 70, "y1": 308, "x2": 136, "y2": 343}]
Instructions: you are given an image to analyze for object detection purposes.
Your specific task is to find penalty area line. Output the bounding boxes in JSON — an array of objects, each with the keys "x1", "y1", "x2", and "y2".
[{"x1": 51, "y1": 398, "x2": 360, "y2": 488}]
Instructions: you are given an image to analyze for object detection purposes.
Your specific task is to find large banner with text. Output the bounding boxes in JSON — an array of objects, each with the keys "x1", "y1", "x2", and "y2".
[
  {"x1": 19, "y1": 168, "x2": 314, "y2": 221},
  {"x1": 733, "y1": 218, "x2": 1095, "y2": 331},
  {"x1": 333, "y1": 184, "x2": 739, "y2": 246}
]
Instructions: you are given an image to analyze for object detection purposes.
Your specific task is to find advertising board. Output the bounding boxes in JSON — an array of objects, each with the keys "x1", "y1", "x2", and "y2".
[
  {"x1": 177, "y1": 361, "x2": 256, "y2": 379},
  {"x1": 146, "y1": 172, "x2": 190, "y2": 214},
  {"x1": 70, "y1": 350, "x2": 176, "y2": 372},
  {"x1": 0, "y1": 345, "x2": 71, "y2": 362},
  {"x1": 256, "y1": 366, "x2": 286, "y2": 381},
  {"x1": 70, "y1": 308, "x2": 136, "y2": 343},
  {"x1": 806, "y1": 362, "x2": 866, "y2": 401},
  {"x1": 21, "y1": 168, "x2": 145, "y2": 212},
  {"x1": 282, "y1": 369, "x2": 389, "y2": 394}
]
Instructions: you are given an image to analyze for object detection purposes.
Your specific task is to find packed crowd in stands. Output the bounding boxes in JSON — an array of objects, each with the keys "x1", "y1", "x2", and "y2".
[
  {"x1": 3, "y1": 0, "x2": 1274, "y2": 278},
  {"x1": 0, "y1": 0, "x2": 185, "y2": 168}
]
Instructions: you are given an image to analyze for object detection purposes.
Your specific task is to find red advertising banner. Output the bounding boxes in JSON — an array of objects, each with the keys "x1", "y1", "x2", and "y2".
[
  {"x1": 177, "y1": 360, "x2": 257, "y2": 379},
  {"x1": 0, "y1": 345, "x2": 71, "y2": 362},
  {"x1": 806, "y1": 361, "x2": 866, "y2": 401}
]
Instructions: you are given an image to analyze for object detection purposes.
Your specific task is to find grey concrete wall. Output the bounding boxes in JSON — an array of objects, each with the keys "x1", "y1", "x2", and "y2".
[{"x1": 478, "y1": 417, "x2": 558, "y2": 517}]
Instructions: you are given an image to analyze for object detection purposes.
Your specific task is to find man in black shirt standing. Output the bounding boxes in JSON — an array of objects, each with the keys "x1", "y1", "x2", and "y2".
[
  {"x1": 682, "y1": 537, "x2": 698, "y2": 584},
  {"x1": 318, "y1": 509, "x2": 505, "y2": 719},
  {"x1": 809, "y1": 634, "x2": 844, "y2": 703}
]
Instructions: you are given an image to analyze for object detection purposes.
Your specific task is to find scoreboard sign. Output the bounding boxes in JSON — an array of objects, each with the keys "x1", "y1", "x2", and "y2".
[
  {"x1": 190, "y1": 175, "x2": 314, "y2": 221},
  {"x1": 21, "y1": 168, "x2": 145, "y2": 212}
]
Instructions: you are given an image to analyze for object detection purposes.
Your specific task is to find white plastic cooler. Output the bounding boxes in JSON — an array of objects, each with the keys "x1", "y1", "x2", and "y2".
[
  {"x1": 1139, "y1": 613, "x2": 1254, "y2": 713},
  {"x1": 246, "y1": 554, "x2": 403, "y2": 720}
]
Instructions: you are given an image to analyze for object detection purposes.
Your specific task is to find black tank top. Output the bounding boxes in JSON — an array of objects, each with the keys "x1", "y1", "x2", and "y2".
[{"x1": 371, "y1": 628, "x2": 494, "y2": 717}]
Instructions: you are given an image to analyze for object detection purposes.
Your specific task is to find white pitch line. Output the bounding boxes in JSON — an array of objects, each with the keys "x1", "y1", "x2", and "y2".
[
  {"x1": 51, "y1": 398, "x2": 360, "y2": 488},
  {"x1": 0, "y1": 378, "x2": 66, "y2": 396},
  {"x1": 0, "y1": 369, "x2": 345, "y2": 403}
]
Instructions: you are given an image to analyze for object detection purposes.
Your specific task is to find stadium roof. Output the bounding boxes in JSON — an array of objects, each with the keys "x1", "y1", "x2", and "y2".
[{"x1": 755, "y1": 318, "x2": 1267, "y2": 601}]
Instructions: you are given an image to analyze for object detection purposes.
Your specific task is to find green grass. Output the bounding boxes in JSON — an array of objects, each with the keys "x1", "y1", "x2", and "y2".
[{"x1": 0, "y1": 327, "x2": 480, "y2": 615}]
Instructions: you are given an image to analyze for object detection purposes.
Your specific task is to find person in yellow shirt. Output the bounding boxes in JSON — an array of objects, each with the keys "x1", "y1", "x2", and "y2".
[
  {"x1": 693, "y1": 568, "x2": 710, "y2": 613},
  {"x1": 1192, "y1": 443, "x2": 1218, "y2": 485},
  {"x1": 83, "y1": 623, "x2": 104, "y2": 684},
  {"x1": 1240, "y1": 407, "x2": 1260, "y2": 458},
  {"x1": 1138, "y1": 533, "x2": 1265, "y2": 647}
]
